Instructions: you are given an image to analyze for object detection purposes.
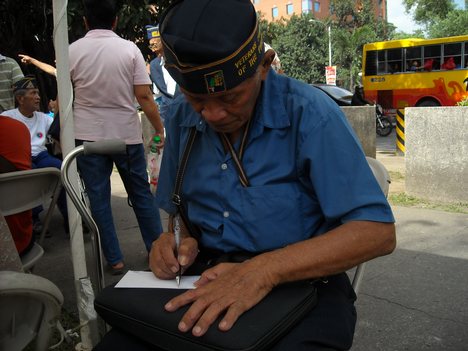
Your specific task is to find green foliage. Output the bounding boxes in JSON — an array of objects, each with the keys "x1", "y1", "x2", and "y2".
[
  {"x1": 270, "y1": 14, "x2": 328, "y2": 84},
  {"x1": 260, "y1": 1, "x2": 392, "y2": 88},
  {"x1": 457, "y1": 97, "x2": 468, "y2": 106},
  {"x1": 329, "y1": 0, "x2": 356, "y2": 28},
  {"x1": 259, "y1": 15, "x2": 285, "y2": 45},
  {"x1": 428, "y1": 9, "x2": 468, "y2": 38},
  {"x1": 391, "y1": 29, "x2": 426, "y2": 40},
  {"x1": 389, "y1": 193, "x2": 468, "y2": 214},
  {"x1": 402, "y1": 0, "x2": 455, "y2": 26},
  {"x1": 332, "y1": 25, "x2": 380, "y2": 89}
]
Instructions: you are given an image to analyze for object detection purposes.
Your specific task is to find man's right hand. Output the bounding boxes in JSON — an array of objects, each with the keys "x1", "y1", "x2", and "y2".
[{"x1": 149, "y1": 232, "x2": 199, "y2": 279}]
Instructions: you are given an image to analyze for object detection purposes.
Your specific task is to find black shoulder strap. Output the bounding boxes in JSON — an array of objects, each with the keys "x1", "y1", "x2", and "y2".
[{"x1": 171, "y1": 127, "x2": 201, "y2": 240}]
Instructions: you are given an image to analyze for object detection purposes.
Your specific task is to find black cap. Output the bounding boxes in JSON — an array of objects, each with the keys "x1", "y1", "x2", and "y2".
[
  {"x1": 12, "y1": 76, "x2": 38, "y2": 93},
  {"x1": 160, "y1": 0, "x2": 264, "y2": 94}
]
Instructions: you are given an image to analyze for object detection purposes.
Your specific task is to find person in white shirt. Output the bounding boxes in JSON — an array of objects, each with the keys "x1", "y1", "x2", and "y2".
[{"x1": 1, "y1": 76, "x2": 68, "y2": 230}]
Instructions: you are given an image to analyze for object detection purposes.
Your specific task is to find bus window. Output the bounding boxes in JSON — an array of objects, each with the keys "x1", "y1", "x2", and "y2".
[
  {"x1": 443, "y1": 43, "x2": 462, "y2": 68},
  {"x1": 377, "y1": 50, "x2": 386, "y2": 74},
  {"x1": 365, "y1": 50, "x2": 378, "y2": 75},
  {"x1": 405, "y1": 47, "x2": 422, "y2": 71},
  {"x1": 423, "y1": 45, "x2": 441, "y2": 70},
  {"x1": 387, "y1": 48, "x2": 402, "y2": 73}
]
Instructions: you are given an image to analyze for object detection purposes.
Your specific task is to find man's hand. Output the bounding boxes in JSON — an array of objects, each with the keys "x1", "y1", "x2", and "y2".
[
  {"x1": 149, "y1": 232, "x2": 198, "y2": 279},
  {"x1": 164, "y1": 258, "x2": 276, "y2": 337},
  {"x1": 19, "y1": 54, "x2": 33, "y2": 64},
  {"x1": 148, "y1": 132, "x2": 165, "y2": 150}
]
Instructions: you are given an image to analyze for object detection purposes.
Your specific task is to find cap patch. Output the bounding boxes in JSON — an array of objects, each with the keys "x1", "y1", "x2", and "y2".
[{"x1": 204, "y1": 71, "x2": 226, "y2": 94}]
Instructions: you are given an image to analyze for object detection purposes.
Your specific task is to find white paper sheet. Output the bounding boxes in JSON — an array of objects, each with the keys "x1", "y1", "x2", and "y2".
[{"x1": 114, "y1": 270, "x2": 199, "y2": 289}]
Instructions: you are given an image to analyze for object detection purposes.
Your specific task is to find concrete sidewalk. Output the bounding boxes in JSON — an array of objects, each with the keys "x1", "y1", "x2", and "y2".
[{"x1": 32, "y1": 154, "x2": 468, "y2": 350}]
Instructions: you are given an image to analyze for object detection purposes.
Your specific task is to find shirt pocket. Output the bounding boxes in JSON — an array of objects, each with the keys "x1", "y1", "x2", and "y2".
[{"x1": 241, "y1": 183, "x2": 305, "y2": 251}]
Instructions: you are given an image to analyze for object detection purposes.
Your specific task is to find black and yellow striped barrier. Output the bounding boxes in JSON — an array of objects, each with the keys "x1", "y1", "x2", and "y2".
[{"x1": 396, "y1": 109, "x2": 405, "y2": 154}]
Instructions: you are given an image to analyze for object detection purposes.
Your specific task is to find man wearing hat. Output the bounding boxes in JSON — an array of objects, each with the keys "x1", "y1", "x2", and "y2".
[
  {"x1": 96, "y1": 0, "x2": 396, "y2": 349},
  {"x1": 1, "y1": 76, "x2": 68, "y2": 229},
  {"x1": 146, "y1": 24, "x2": 179, "y2": 122}
]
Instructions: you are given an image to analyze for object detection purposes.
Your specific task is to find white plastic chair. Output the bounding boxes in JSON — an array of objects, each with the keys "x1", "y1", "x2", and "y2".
[
  {"x1": 0, "y1": 271, "x2": 64, "y2": 351},
  {"x1": 351, "y1": 157, "x2": 391, "y2": 294},
  {"x1": 0, "y1": 213, "x2": 64, "y2": 351},
  {"x1": 0, "y1": 167, "x2": 62, "y2": 270}
]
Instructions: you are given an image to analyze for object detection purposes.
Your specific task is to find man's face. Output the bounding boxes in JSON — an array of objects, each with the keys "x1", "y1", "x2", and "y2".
[
  {"x1": 18, "y1": 88, "x2": 40, "y2": 113},
  {"x1": 181, "y1": 69, "x2": 266, "y2": 134},
  {"x1": 149, "y1": 38, "x2": 162, "y2": 55}
]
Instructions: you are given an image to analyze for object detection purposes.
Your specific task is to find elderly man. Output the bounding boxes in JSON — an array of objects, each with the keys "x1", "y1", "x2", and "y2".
[
  {"x1": 1, "y1": 76, "x2": 68, "y2": 231},
  {"x1": 146, "y1": 24, "x2": 179, "y2": 122},
  {"x1": 96, "y1": 0, "x2": 396, "y2": 349}
]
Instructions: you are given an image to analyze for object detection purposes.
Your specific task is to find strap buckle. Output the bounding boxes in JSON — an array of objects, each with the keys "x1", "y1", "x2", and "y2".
[{"x1": 172, "y1": 193, "x2": 181, "y2": 205}]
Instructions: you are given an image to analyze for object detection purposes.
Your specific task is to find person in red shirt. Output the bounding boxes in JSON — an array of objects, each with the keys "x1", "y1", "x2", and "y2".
[
  {"x1": 441, "y1": 57, "x2": 456, "y2": 70},
  {"x1": 0, "y1": 116, "x2": 34, "y2": 255}
]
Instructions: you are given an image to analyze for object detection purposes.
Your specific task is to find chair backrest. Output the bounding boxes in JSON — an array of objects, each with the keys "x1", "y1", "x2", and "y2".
[
  {"x1": 0, "y1": 212, "x2": 23, "y2": 272},
  {"x1": 0, "y1": 167, "x2": 61, "y2": 269},
  {"x1": 0, "y1": 167, "x2": 61, "y2": 216},
  {"x1": 0, "y1": 271, "x2": 63, "y2": 351},
  {"x1": 352, "y1": 157, "x2": 391, "y2": 294},
  {"x1": 365, "y1": 156, "x2": 391, "y2": 197}
]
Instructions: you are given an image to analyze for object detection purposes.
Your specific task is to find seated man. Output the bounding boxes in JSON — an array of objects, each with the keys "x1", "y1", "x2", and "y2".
[
  {"x1": 97, "y1": 0, "x2": 396, "y2": 349},
  {"x1": 0, "y1": 116, "x2": 34, "y2": 255},
  {"x1": 1, "y1": 76, "x2": 68, "y2": 231},
  {"x1": 351, "y1": 85, "x2": 373, "y2": 106}
]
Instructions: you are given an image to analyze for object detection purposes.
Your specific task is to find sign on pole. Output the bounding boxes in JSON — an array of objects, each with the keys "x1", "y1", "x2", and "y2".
[{"x1": 325, "y1": 65, "x2": 337, "y2": 85}]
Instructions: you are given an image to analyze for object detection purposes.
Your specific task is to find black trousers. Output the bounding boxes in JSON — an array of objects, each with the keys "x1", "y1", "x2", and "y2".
[{"x1": 93, "y1": 273, "x2": 357, "y2": 351}]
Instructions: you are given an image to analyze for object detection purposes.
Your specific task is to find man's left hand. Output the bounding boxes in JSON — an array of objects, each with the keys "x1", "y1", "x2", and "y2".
[{"x1": 164, "y1": 259, "x2": 276, "y2": 336}]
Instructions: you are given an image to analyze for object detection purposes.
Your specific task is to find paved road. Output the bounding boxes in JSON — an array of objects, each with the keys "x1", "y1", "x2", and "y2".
[{"x1": 376, "y1": 128, "x2": 397, "y2": 153}]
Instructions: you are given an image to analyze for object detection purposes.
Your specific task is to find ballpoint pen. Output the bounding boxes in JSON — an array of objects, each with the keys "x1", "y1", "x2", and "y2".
[{"x1": 174, "y1": 213, "x2": 182, "y2": 287}]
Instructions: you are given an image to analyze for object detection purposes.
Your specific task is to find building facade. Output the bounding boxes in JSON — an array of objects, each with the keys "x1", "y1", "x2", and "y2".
[{"x1": 252, "y1": 0, "x2": 387, "y2": 22}]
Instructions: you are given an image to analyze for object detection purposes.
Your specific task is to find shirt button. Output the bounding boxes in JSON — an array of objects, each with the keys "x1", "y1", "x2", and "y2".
[
  {"x1": 223, "y1": 211, "x2": 230, "y2": 218},
  {"x1": 221, "y1": 163, "x2": 228, "y2": 170}
]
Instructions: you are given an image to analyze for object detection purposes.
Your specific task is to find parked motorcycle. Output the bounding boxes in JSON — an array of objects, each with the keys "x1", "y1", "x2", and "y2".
[
  {"x1": 352, "y1": 86, "x2": 393, "y2": 137},
  {"x1": 375, "y1": 104, "x2": 392, "y2": 137}
]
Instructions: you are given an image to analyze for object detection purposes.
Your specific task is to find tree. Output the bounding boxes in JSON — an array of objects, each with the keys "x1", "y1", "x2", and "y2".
[
  {"x1": 260, "y1": 1, "x2": 392, "y2": 88},
  {"x1": 333, "y1": 25, "x2": 380, "y2": 89},
  {"x1": 270, "y1": 14, "x2": 329, "y2": 84},
  {"x1": 428, "y1": 9, "x2": 468, "y2": 37},
  {"x1": 402, "y1": 0, "x2": 455, "y2": 26},
  {"x1": 329, "y1": 0, "x2": 356, "y2": 28}
]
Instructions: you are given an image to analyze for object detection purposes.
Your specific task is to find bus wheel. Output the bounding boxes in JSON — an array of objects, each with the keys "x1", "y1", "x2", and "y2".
[{"x1": 417, "y1": 100, "x2": 440, "y2": 107}]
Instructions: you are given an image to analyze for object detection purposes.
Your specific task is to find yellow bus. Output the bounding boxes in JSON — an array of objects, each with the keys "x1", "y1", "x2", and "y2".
[{"x1": 362, "y1": 35, "x2": 468, "y2": 112}]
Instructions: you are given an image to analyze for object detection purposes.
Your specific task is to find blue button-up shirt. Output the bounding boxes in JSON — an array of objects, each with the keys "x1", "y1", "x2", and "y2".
[{"x1": 156, "y1": 71, "x2": 394, "y2": 253}]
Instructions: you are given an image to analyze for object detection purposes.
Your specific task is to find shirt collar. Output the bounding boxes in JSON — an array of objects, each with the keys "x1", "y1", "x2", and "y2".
[
  {"x1": 85, "y1": 29, "x2": 119, "y2": 39},
  {"x1": 0, "y1": 54, "x2": 6, "y2": 61},
  {"x1": 254, "y1": 69, "x2": 290, "y2": 129},
  {"x1": 180, "y1": 69, "x2": 290, "y2": 133}
]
